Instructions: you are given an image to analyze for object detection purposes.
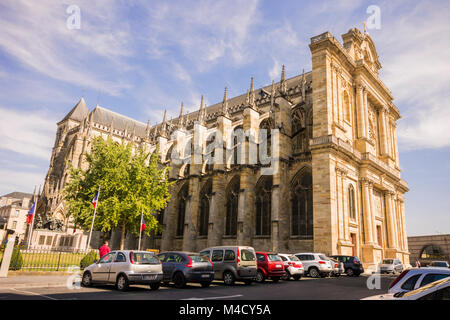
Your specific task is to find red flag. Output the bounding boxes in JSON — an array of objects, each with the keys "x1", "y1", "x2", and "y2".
[
  {"x1": 140, "y1": 215, "x2": 146, "y2": 232},
  {"x1": 26, "y1": 202, "x2": 36, "y2": 225}
]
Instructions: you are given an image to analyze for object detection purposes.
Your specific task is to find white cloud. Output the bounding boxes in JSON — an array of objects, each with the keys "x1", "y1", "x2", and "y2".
[
  {"x1": 0, "y1": 168, "x2": 45, "y2": 196},
  {"x1": 0, "y1": 0, "x2": 133, "y2": 96},
  {"x1": 0, "y1": 107, "x2": 55, "y2": 160}
]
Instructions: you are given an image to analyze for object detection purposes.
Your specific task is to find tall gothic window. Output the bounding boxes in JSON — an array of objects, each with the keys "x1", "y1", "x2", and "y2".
[
  {"x1": 348, "y1": 185, "x2": 356, "y2": 220},
  {"x1": 204, "y1": 133, "x2": 215, "y2": 173},
  {"x1": 176, "y1": 183, "x2": 189, "y2": 236},
  {"x1": 343, "y1": 91, "x2": 351, "y2": 123},
  {"x1": 231, "y1": 126, "x2": 243, "y2": 167},
  {"x1": 198, "y1": 179, "x2": 212, "y2": 236},
  {"x1": 255, "y1": 176, "x2": 272, "y2": 236},
  {"x1": 225, "y1": 176, "x2": 240, "y2": 236},
  {"x1": 292, "y1": 107, "x2": 306, "y2": 154},
  {"x1": 258, "y1": 119, "x2": 272, "y2": 164},
  {"x1": 291, "y1": 169, "x2": 313, "y2": 238}
]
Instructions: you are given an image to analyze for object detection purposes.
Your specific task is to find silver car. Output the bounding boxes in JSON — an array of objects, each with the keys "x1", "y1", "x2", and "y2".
[
  {"x1": 387, "y1": 267, "x2": 450, "y2": 294},
  {"x1": 379, "y1": 258, "x2": 403, "y2": 275},
  {"x1": 199, "y1": 246, "x2": 257, "y2": 285},
  {"x1": 82, "y1": 250, "x2": 163, "y2": 291},
  {"x1": 294, "y1": 252, "x2": 333, "y2": 278}
]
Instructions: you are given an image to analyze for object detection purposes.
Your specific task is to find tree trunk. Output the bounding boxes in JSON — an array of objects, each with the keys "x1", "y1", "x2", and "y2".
[{"x1": 120, "y1": 220, "x2": 126, "y2": 250}]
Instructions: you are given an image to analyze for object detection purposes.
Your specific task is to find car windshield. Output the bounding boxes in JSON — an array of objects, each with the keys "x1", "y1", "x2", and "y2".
[
  {"x1": 241, "y1": 249, "x2": 256, "y2": 261},
  {"x1": 132, "y1": 252, "x2": 159, "y2": 264},
  {"x1": 289, "y1": 255, "x2": 300, "y2": 261},
  {"x1": 402, "y1": 277, "x2": 450, "y2": 298},
  {"x1": 189, "y1": 254, "x2": 210, "y2": 263},
  {"x1": 268, "y1": 254, "x2": 282, "y2": 262},
  {"x1": 382, "y1": 259, "x2": 394, "y2": 264}
]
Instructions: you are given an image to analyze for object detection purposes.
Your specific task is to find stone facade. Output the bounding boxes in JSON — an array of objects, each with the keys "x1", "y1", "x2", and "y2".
[
  {"x1": 0, "y1": 192, "x2": 33, "y2": 244},
  {"x1": 408, "y1": 234, "x2": 450, "y2": 266},
  {"x1": 38, "y1": 28, "x2": 409, "y2": 270}
]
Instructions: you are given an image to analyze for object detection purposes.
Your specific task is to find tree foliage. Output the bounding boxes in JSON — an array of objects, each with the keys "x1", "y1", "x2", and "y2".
[{"x1": 64, "y1": 137, "x2": 172, "y2": 249}]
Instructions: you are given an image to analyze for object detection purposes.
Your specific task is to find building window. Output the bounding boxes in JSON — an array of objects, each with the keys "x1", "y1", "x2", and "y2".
[
  {"x1": 225, "y1": 176, "x2": 240, "y2": 236},
  {"x1": 231, "y1": 126, "x2": 243, "y2": 167},
  {"x1": 156, "y1": 209, "x2": 164, "y2": 236},
  {"x1": 291, "y1": 169, "x2": 313, "y2": 238},
  {"x1": 12, "y1": 221, "x2": 17, "y2": 229},
  {"x1": 198, "y1": 179, "x2": 212, "y2": 236},
  {"x1": 258, "y1": 119, "x2": 272, "y2": 163},
  {"x1": 39, "y1": 235, "x2": 45, "y2": 245},
  {"x1": 46, "y1": 236, "x2": 53, "y2": 246},
  {"x1": 343, "y1": 91, "x2": 351, "y2": 123},
  {"x1": 15, "y1": 210, "x2": 20, "y2": 217},
  {"x1": 376, "y1": 225, "x2": 382, "y2": 246},
  {"x1": 255, "y1": 176, "x2": 272, "y2": 236},
  {"x1": 348, "y1": 185, "x2": 356, "y2": 220},
  {"x1": 176, "y1": 183, "x2": 189, "y2": 237}
]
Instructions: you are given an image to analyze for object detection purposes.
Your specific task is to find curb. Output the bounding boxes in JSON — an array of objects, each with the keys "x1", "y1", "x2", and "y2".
[{"x1": 0, "y1": 283, "x2": 69, "y2": 289}]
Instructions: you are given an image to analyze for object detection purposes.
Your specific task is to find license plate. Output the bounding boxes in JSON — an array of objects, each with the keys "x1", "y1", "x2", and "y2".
[
  {"x1": 201, "y1": 274, "x2": 210, "y2": 278},
  {"x1": 144, "y1": 275, "x2": 157, "y2": 280},
  {"x1": 276, "y1": 264, "x2": 282, "y2": 268}
]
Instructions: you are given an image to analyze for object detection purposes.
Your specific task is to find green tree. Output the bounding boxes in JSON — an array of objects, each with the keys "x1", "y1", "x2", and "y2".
[{"x1": 64, "y1": 137, "x2": 172, "y2": 249}]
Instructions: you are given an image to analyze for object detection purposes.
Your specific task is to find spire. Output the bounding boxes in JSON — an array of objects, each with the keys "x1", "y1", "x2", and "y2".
[
  {"x1": 221, "y1": 87, "x2": 230, "y2": 118},
  {"x1": 249, "y1": 77, "x2": 255, "y2": 106},
  {"x1": 280, "y1": 64, "x2": 287, "y2": 94},
  {"x1": 159, "y1": 110, "x2": 168, "y2": 137},
  {"x1": 31, "y1": 186, "x2": 37, "y2": 203},
  {"x1": 245, "y1": 90, "x2": 250, "y2": 105},
  {"x1": 270, "y1": 80, "x2": 275, "y2": 110},
  {"x1": 146, "y1": 119, "x2": 151, "y2": 136},
  {"x1": 301, "y1": 68, "x2": 307, "y2": 101},
  {"x1": 197, "y1": 95, "x2": 206, "y2": 125},
  {"x1": 178, "y1": 102, "x2": 185, "y2": 128}
]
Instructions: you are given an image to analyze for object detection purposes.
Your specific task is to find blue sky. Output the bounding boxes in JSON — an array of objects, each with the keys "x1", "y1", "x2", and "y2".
[{"x1": 0, "y1": 0, "x2": 449, "y2": 236}]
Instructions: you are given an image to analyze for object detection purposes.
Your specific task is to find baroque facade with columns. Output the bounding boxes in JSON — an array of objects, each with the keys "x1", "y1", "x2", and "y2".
[{"x1": 38, "y1": 28, "x2": 409, "y2": 270}]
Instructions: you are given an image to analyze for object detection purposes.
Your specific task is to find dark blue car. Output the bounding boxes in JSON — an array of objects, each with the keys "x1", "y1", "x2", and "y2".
[
  {"x1": 330, "y1": 255, "x2": 364, "y2": 276},
  {"x1": 157, "y1": 251, "x2": 214, "y2": 288}
]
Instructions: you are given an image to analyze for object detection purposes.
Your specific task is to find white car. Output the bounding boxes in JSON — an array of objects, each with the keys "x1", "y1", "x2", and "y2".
[
  {"x1": 82, "y1": 250, "x2": 164, "y2": 291},
  {"x1": 294, "y1": 253, "x2": 333, "y2": 278},
  {"x1": 278, "y1": 253, "x2": 304, "y2": 280},
  {"x1": 378, "y1": 258, "x2": 403, "y2": 274},
  {"x1": 387, "y1": 268, "x2": 450, "y2": 294},
  {"x1": 362, "y1": 277, "x2": 450, "y2": 300}
]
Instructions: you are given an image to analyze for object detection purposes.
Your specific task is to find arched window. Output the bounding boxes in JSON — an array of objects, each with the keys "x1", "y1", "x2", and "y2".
[
  {"x1": 291, "y1": 169, "x2": 313, "y2": 238},
  {"x1": 225, "y1": 176, "x2": 240, "y2": 236},
  {"x1": 343, "y1": 91, "x2": 351, "y2": 123},
  {"x1": 198, "y1": 179, "x2": 212, "y2": 236},
  {"x1": 255, "y1": 176, "x2": 272, "y2": 236},
  {"x1": 348, "y1": 185, "x2": 356, "y2": 220},
  {"x1": 176, "y1": 183, "x2": 189, "y2": 236},
  {"x1": 231, "y1": 126, "x2": 243, "y2": 167},
  {"x1": 292, "y1": 107, "x2": 306, "y2": 154},
  {"x1": 204, "y1": 133, "x2": 215, "y2": 173},
  {"x1": 420, "y1": 244, "x2": 448, "y2": 260},
  {"x1": 258, "y1": 119, "x2": 271, "y2": 164}
]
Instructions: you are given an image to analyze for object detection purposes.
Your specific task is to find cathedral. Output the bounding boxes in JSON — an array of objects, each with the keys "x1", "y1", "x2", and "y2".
[{"x1": 37, "y1": 28, "x2": 410, "y2": 271}]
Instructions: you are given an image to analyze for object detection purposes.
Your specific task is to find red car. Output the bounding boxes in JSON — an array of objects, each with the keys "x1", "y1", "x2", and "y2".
[{"x1": 255, "y1": 252, "x2": 285, "y2": 283}]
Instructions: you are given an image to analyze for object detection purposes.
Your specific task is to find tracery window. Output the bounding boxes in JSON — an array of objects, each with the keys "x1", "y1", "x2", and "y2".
[
  {"x1": 291, "y1": 169, "x2": 313, "y2": 238},
  {"x1": 176, "y1": 183, "x2": 189, "y2": 236},
  {"x1": 255, "y1": 176, "x2": 272, "y2": 236},
  {"x1": 198, "y1": 179, "x2": 212, "y2": 236},
  {"x1": 225, "y1": 176, "x2": 240, "y2": 236}
]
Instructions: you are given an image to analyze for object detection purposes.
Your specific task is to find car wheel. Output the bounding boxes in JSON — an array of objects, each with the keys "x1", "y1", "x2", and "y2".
[
  {"x1": 173, "y1": 272, "x2": 187, "y2": 289},
  {"x1": 81, "y1": 272, "x2": 92, "y2": 287},
  {"x1": 255, "y1": 270, "x2": 265, "y2": 283},
  {"x1": 345, "y1": 268, "x2": 354, "y2": 277},
  {"x1": 201, "y1": 282, "x2": 211, "y2": 288},
  {"x1": 116, "y1": 274, "x2": 129, "y2": 292},
  {"x1": 223, "y1": 271, "x2": 235, "y2": 286},
  {"x1": 309, "y1": 267, "x2": 320, "y2": 278},
  {"x1": 281, "y1": 271, "x2": 290, "y2": 281},
  {"x1": 293, "y1": 275, "x2": 301, "y2": 281},
  {"x1": 272, "y1": 277, "x2": 280, "y2": 283},
  {"x1": 150, "y1": 282, "x2": 160, "y2": 290},
  {"x1": 244, "y1": 280, "x2": 253, "y2": 285}
]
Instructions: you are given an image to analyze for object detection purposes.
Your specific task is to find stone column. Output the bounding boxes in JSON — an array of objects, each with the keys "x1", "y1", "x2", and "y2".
[
  {"x1": 368, "y1": 182, "x2": 378, "y2": 244},
  {"x1": 337, "y1": 70, "x2": 343, "y2": 125},
  {"x1": 384, "y1": 191, "x2": 398, "y2": 249},
  {"x1": 336, "y1": 169, "x2": 344, "y2": 241},
  {"x1": 160, "y1": 186, "x2": 178, "y2": 251},
  {"x1": 361, "y1": 179, "x2": 374, "y2": 244},
  {"x1": 271, "y1": 184, "x2": 280, "y2": 252},
  {"x1": 363, "y1": 89, "x2": 369, "y2": 140},
  {"x1": 378, "y1": 106, "x2": 389, "y2": 156},
  {"x1": 400, "y1": 200, "x2": 408, "y2": 251},
  {"x1": 237, "y1": 168, "x2": 255, "y2": 246},
  {"x1": 342, "y1": 172, "x2": 349, "y2": 241},
  {"x1": 392, "y1": 122, "x2": 400, "y2": 167},
  {"x1": 207, "y1": 173, "x2": 226, "y2": 247},
  {"x1": 356, "y1": 83, "x2": 366, "y2": 139}
]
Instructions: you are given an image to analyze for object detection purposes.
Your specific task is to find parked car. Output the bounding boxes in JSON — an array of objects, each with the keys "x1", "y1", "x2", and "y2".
[
  {"x1": 387, "y1": 267, "x2": 450, "y2": 294},
  {"x1": 82, "y1": 250, "x2": 163, "y2": 292},
  {"x1": 330, "y1": 255, "x2": 364, "y2": 277},
  {"x1": 328, "y1": 257, "x2": 344, "y2": 277},
  {"x1": 362, "y1": 277, "x2": 450, "y2": 300},
  {"x1": 378, "y1": 259, "x2": 403, "y2": 274},
  {"x1": 255, "y1": 252, "x2": 286, "y2": 283},
  {"x1": 428, "y1": 261, "x2": 450, "y2": 269},
  {"x1": 199, "y1": 246, "x2": 257, "y2": 285},
  {"x1": 156, "y1": 251, "x2": 214, "y2": 288},
  {"x1": 294, "y1": 253, "x2": 333, "y2": 278},
  {"x1": 278, "y1": 253, "x2": 304, "y2": 281}
]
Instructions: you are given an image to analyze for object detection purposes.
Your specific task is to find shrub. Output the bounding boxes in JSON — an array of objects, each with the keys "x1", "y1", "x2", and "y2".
[
  {"x1": 0, "y1": 248, "x2": 23, "y2": 270},
  {"x1": 80, "y1": 251, "x2": 98, "y2": 269}
]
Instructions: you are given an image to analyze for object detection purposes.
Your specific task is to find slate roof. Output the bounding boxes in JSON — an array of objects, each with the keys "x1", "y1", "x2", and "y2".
[
  {"x1": 1, "y1": 192, "x2": 33, "y2": 199},
  {"x1": 59, "y1": 97, "x2": 89, "y2": 124}
]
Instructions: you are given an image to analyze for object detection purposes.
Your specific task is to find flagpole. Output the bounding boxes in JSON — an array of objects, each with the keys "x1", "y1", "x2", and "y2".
[
  {"x1": 138, "y1": 210, "x2": 143, "y2": 251},
  {"x1": 27, "y1": 201, "x2": 36, "y2": 250},
  {"x1": 87, "y1": 186, "x2": 101, "y2": 250}
]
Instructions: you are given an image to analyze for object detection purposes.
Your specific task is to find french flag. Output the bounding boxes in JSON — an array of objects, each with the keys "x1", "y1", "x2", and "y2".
[
  {"x1": 140, "y1": 215, "x2": 146, "y2": 232},
  {"x1": 92, "y1": 191, "x2": 99, "y2": 209},
  {"x1": 26, "y1": 202, "x2": 36, "y2": 225}
]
